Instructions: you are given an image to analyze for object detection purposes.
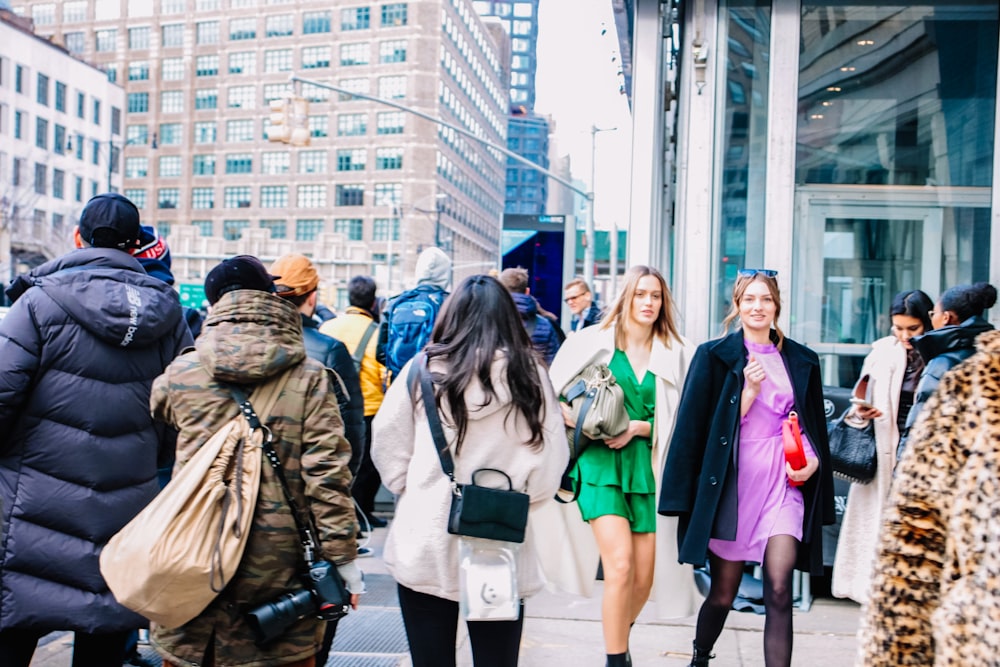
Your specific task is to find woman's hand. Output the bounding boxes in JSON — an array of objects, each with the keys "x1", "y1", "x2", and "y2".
[
  {"x1": 604, "y1": 420, "x2": 650, "y2": 450},
  {"x1": 853, "y1": 405, "x2": 883, "y2": 420},
  {"x1": 786, "y1": 456, "x2": 819, "y2": 485},
  {"x1": 561, "y1": 402, "x2": 576, "y2": 429},
  {"x1": 743, "y1": 355, "x2": 765, "y2": 395},
  {"x1": 350, "y1": 593, "x2": 361, "y2": 610}
]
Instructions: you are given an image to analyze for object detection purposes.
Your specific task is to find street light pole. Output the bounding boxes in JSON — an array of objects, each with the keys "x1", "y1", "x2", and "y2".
[{"x1": 584, "y1": 126, "x2": 617, "y2": 282}]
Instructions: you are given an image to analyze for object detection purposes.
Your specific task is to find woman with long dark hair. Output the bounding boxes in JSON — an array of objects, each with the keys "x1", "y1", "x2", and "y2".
[
  {"x1": 544, "y1": 265, "x2": 698, "y2": 666},
  {"x1": 659, "y1": 270, "x2": 834, "y2": 667},
  {"x1": 832, "y1": 289, "x2": 933, "y2": 603},
  {"x1": 371, "y1": 275, "x2": 568, "y2": 667}
]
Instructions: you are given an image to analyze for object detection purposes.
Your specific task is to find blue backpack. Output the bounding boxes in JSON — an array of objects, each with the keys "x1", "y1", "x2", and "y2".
[{"x1": 384, "y1": 285, "x2": 446, "y2": 379}]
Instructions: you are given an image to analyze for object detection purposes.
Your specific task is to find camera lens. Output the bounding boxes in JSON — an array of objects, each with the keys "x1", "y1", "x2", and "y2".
[{"x1": 246, "y1": 589, "x2": 314, "y2": 645}]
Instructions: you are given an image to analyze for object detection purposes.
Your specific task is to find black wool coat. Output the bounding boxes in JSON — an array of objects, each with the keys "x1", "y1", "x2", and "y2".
[{"x1": 658, "y1": 330, "x2": 835, "y2": 576}]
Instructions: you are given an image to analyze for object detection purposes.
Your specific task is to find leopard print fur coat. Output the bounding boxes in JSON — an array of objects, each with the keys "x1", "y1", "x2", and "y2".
[{"x1": 858, "y1": 329, "x2": 1000, "y2": 665}]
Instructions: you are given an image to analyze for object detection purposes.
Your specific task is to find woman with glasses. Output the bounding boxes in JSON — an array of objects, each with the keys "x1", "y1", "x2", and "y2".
[
  {"x1": 896, "y1": 282, "x2": 996, "y2": 461},
  {"x1": 545, "y1": 265, "x2": 698, "y2": 667},
  {"x1": 659, "y1": 269, "x2": 834, "y2": 667},
  {"x1": 831, "y1": 290, "x2": 932, "y2": 604}
]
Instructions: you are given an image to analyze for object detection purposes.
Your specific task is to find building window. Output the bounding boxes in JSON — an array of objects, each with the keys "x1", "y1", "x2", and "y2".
[
  {"x1": 195, "y1": 89, "x2": 218, "y2": 110},
  {"x1": 303, "y1": 10, "x2": 331, "y2": 34},
  {"x1": 126, "y1": 93, "x2": 148, "y2": 114},
  {"x1": 191, "y1": 187, "x2": 214, "y2": 209},
  {"x1": 341, "y1": 7, "x2": 370, "y2": 31},
  {"x1": 158, "y1": 188, "x2": 180, "y2": 209},
  {"x1": 339, "y1": 77, "x2": 370, "y2": 101},
  {"x1": 225, "y1": 153, "x2": 253, "y2": 174},
  {"x1": 376, "y1": 111, "x2": 405, "y2": 135},
  {"x1": 126, "y1": 124, "x2": 148, "y2": 145},
  {"x1": 159, "y1": 123, "x2": 182, "y2": 145},
  {"x1": 337, "y1": 113, "x2": 367, "y2": 136},
  {"x1": 374, "y1": 182, "x2": 402, "y2": 206},
  {"x1": 53, "y1": 125, "x2": 66, "y2": 154},
  {"x1": 302, "y1": 45, "x2": 330, "y2": 69},
  {"x1": 194, "y1": 121, "x2": 216, "y2": 143},
  {"x1": 160, "y1": 90, "x2": 184, "y2": 113},
  {"x1": 298, "y1": 150, "x2": 327, "y2": 174},
  {"x1": 128, "y1": 61, "x2": 150, "y2": 81},
  {"x1": 37, "y1": 73, "x2": 49, "y2": 106},
  {"x1": 34, "y1": 162, "x2": 47, "y2": 194},
  {"x1": 263, "y1": 84, "x2": 291, "y2": 104},
  {"x1": 193, "y1": 220, "x2": 214, "y2": 236},
  {"x1": 52, "y1": 169, "x2": 65, "y2": 199},
  {"x1": 229, "y1": 17, "x2": 256, "y2": 40},
  {"x1": 336, "y1": 184, "x2": 364, "y2": 206},
  {"x1": 227, "y1": 86, "x2": 255, "y2": 109},
  {"x1": 196, "y1": 55, "x2": 219, "y2": 77},
  {"x1": 161, "y1": 23, "x2": 184, "y2": 47},
  {"x1": 129, "y1": 26, "x2": 150, "y2": 49},
  {"x1": 264, "y1": 49, "x2": 293, "y2": 73},
  {"x1": 266, "y1": 14, "x2": 294, "y2": 37},
  {"x1": 125, "y1": 188, "x2": 147, "y2": 208},
  {"x1": 309, "y1": 116, "x2": 329, "y2": 138},
  {"x1": 162, "y1": 58, "x2": 184, "y2": 80},
  {"x1": 296, "y1": 218, "x2": 324, "y2": 240},
  {"x1": 260, "y1": 219, "x2": 286, "y2": 239},
  {"x1": 229, "y1": 51, "x2": 256, "y2": 75},
  {"x1": 193, "y1": 154, "x2": 215, "y2": 175},
  {"x1": 35, "y1": 118, "x2": 48, "y2": 149},
  {"x1": 53, "y1": 81, "x2": 67, "y2": 112},
  {"x1": 261, "y1": 185, "x2": 288, "y2": 208},
  {"x1": 297, "y1": 185, "x2": 326, "y2": 208},
  {"x1": 91, "y1": 139, "x2": 101, "y2": 165},
  {"x1": 301, "y1": 83, "x2": 329, "y2": 103},
  {"x1": 126, "y1": 157, "x2": 148, "y2": 178},
  {"x1": 373, "y1": 217, "x2": 400, "y2": 241},
  {"x1": 378, "y1": 75, "x2": 406, "y2": 100},
  {"x1": 336, "y1": 148, "x2": 367, "y2": 171},
  {"x1": 262, "y1": 151, "x2": 289, "y2": 174},
  {"x1": 159, "y1": 155, "x2": 181, "y2": 177},
  {"x1": 63, "y1": 1, "x2": 87, "y2": 21},
  {"x1": 375, "y1": 147, "x2": 403, "y2": 170},
  {"x1": 223, "y1": 220, "x2": 250, "y2": 240},
  {"x1": 381, "y1": 3, "x2": 407, "y2": 26},
  {"x1": 224, "y1": 186, "x2": 252, "y2": 208},
  {"x1": 161, "y1": 0, "x2": 184, "y2": 13},
  {"x1": 379, "y1": 39, "x2": 406, "y2": 63},
  {"x1": 340, "y1": 42, "x2": 370, "y2": 66},
  {"x1": 196, "y1": 20, "x2": 220, "y2": 44},
  {"x1": 13, "y1": 111, "x2": 24, "y2": 140},
  {"x1": 64, "y1": 32, "x2": 85, "y2": 53},
  {"x1": 226, "y1": 120, "x2": 254, "y2": 142},
  {"x1": 95, "y1": 29, "x2": 117, "y2": 52},
  {"x1": 31, "y1": 2, "x2": 56, "y2": 24},
  {"x1": 334, "y1": 218, "x2": 364, "y2": 241}
]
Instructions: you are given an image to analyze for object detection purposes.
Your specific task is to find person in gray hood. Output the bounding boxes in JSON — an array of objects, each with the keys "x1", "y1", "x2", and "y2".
[{"x1": 0, "y1": 193, "x2": 193, "y2": 667}]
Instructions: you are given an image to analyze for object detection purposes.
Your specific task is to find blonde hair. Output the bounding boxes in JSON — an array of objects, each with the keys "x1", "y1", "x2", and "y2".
[
  {"x1": 721, "y1": 273, "x2": 785, "y2": 349},
  {"x1": 600, "y1": 265, "x2": 682, "y2": 350}
]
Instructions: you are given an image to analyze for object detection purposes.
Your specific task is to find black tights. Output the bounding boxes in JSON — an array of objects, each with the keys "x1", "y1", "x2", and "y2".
[{"x1": 693, "y1": 535, "x2": 798, "y2": 667}]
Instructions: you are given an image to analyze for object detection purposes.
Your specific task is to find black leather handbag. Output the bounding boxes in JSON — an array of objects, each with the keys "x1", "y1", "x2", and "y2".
[
  {"x1": 828, "y1": 409, "x2": 877, "y2": 484},
  {"x1": 413, "y1": 355, "x2": 530, "y2": 543}
]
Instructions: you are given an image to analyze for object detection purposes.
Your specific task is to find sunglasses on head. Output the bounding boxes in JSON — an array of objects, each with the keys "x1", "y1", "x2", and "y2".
[{"x1": 737, "y1": 268, "x2": 778, "y2": 278}]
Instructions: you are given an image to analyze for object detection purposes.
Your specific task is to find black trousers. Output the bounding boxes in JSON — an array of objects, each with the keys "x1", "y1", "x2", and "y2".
[
  {"x1": 397, "y1": 584, "x2": 524, "y2": 667},
  {"x1": 0, "y1": 627, "x2": 130, "y2": 667},
  {"x1": 353, "y1": 415, "x2": 381, "y2": 517}
]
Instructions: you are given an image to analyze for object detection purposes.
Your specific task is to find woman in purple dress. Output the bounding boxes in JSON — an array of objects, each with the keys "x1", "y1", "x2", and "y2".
[{"x1": 658, "y1": 270, "x2": 835, "y2": 667}]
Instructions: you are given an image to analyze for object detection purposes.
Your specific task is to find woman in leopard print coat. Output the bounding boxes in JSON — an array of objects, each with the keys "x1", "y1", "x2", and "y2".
[{"x1": 858, "y1": 328, "x2": 1000, "y2": 666}]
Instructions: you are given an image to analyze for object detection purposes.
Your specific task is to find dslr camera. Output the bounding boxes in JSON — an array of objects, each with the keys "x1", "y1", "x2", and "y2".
[{"x1": 246, "y1": 560, "x2": 350, "y2": 645}]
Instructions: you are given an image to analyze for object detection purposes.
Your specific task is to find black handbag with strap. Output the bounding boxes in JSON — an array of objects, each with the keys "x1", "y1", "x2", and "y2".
[
  {"x1": 410, "y1": 355, "x2": 530, "y2": 543},
  {"x1": 828, "y1": 408, "x2": 877, "y2": 484}
]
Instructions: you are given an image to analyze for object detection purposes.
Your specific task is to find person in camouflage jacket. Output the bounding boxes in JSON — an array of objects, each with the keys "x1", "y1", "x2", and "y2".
[{"x1": 149, "y1": 256, "x2": 360, "y2": 667}]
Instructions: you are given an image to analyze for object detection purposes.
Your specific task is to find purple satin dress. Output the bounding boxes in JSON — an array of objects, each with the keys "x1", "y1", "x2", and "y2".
[{"x1": 708, "y1": 340, "x2": 815, "y2": 563}]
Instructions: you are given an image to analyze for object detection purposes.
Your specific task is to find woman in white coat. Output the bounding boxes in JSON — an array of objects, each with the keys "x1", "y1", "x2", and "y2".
[
  {"x1": 541, "y1": 265, "x2": 699, "y2": 666},
  {"x1": 831, "y1": 289, "x2": 933, "y2": 603}
]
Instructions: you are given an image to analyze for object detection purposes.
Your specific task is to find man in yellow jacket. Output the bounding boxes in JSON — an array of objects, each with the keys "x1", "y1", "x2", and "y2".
[{"x1": 321, "y1": 275, "x2": 387, "y2": 539}]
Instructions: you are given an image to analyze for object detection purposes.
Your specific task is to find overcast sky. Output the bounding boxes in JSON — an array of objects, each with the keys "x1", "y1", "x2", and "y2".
[{"x1": 534, "y1": 0, "x2": 634, "y2": 229}]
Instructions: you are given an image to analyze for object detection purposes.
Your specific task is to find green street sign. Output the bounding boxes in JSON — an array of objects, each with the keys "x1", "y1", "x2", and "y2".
[{"x1": 177, "y1": 283, "x2": 207, "y2": 310}]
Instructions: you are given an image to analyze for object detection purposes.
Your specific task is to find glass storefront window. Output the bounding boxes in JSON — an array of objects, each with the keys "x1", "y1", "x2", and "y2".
[{"x1": 712, "y1": 0, "x2": 771, "y2": 325}]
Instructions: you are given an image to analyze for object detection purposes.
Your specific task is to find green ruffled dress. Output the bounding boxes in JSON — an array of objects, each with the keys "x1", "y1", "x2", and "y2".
[{"x1": 571, "y1": 349, "x2": 657, "y2": 532}]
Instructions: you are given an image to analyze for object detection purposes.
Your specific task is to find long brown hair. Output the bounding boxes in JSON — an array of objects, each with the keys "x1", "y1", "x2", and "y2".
[
  {"x1": 721, "y1": 273, "x2": 785, "y2": 349},
  {"x1": 600, "y1": 265, "x2": 682, "y2": 350}
]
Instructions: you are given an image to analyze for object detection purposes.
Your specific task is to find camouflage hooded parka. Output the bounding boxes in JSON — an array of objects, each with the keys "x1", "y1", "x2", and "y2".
[{"x1": 150, "y1": 289, "x2": 356, "y2": 667}]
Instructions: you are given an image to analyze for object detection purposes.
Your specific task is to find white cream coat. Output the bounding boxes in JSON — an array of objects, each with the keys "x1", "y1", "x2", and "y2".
[
  {"x1": 530, "y1": 324, "x2": 702, "y2": 618},
  {"x1": 371, "y1": 355, "x2": 569, "y2": 602},
  {"x1": 831, "y1": 334, "x2": 906, "y2": 603}
]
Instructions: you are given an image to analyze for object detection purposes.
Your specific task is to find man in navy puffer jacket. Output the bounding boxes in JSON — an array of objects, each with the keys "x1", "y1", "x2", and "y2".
[
  {"x1": 499, "y1": 267, "x2": 563, "y2": 365},
  {"x1": 0, "y1": 193, "x2": 192, "y2": 667}
]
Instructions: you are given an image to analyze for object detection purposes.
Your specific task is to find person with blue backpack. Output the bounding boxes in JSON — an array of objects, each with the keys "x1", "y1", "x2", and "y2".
[{"x1": 377, "y1": 247, "x2": 451, "y2": 384}]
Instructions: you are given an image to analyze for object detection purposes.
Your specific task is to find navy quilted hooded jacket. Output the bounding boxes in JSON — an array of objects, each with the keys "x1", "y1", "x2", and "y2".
[{"x1": 0, "y1": 247, "x2": 192, "y2": 633}]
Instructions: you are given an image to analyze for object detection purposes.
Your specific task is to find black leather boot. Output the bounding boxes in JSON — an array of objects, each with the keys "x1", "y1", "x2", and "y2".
[{"x1": 689, "y1": 641, "x2": 714, "y2": 666}]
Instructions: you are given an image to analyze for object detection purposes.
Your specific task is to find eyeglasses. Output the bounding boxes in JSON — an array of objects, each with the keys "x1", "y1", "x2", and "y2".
[
  {"x1": 564, "y1": 292, "x2": 586, "y2": 303},
  {"x1": 737, "y1": 268, "x2": 778, "y2": 278}
]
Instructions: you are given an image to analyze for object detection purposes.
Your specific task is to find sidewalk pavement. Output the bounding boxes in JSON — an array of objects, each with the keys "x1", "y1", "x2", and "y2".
[{"x1": 31, "y1": 520, "x2": 863, "y2": 667}]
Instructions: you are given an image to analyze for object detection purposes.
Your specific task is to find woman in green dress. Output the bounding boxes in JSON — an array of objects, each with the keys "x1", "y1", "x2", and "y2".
[{"x1": 546, "y1": 266, "x2": 697, "y2": 667}]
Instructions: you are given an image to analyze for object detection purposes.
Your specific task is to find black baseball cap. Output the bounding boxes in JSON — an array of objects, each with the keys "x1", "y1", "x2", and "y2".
[
  {"x1": 204, "y1": 255, "x2": 279, "y2": 305},
  {"x1": 78, "y1": 193, "x2": 142, "y2": 250}
]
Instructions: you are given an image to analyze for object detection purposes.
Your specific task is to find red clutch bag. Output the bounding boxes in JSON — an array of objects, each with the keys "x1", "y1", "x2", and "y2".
[{"x1": 782, "y1": 412, "x2": 806, "y2": 487}]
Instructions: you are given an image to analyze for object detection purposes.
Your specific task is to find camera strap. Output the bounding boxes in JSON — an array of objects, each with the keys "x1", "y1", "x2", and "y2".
[{"x1": 228, "y1": 385, "x2": 321, "y2": 566}]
